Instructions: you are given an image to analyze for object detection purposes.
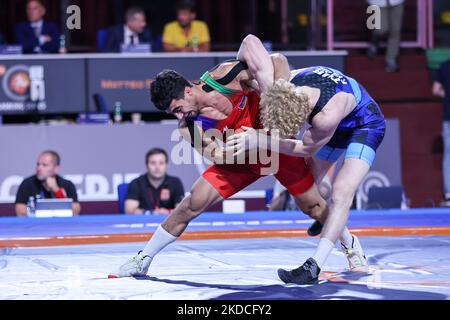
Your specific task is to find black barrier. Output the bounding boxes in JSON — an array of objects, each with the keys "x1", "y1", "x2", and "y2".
[
  {"x1": 0, "y1": 58, "x2": 86, "y2": 114},
  {"x1": 0, "y1": 52, "x2": 347, "y2": 114}
]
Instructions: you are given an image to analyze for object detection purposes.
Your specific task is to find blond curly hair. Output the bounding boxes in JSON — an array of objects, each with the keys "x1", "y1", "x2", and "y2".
[{"x1": 260, "y1": 79, "x2": 313, "y2": 138}]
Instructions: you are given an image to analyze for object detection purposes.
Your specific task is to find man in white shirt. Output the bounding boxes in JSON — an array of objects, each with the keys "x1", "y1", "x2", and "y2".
[
  {"x1": 103, "y1": 6, "x2": 153, "y2": 52},
  {"x1": 367, "y1": 0, "x2": 405, "y2": 72}
]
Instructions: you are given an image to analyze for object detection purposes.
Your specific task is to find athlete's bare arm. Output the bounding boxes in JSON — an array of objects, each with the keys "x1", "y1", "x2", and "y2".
[
  {"x1": 272, "y1": 54, "x2": 291, "y2": 81},
  {"x1": 277, "y1": 117, "x2": 339, "y2": 157},
  {"x1": 236, "y1": 34, "x2": 298, "y2": 94},
  {"x1": 238, "y1": 54, "x2": 291, "y2": 93},
  {"x1": 236, "y1": 34, "x2": 274, "y2": 93},
  {"x1": 225, "y1": 93, "x2": 351, "y2": 158},
  {"x1": 178, "y1": 117, "x2": 227, "y2": 163},
  {"x1": 236, "y1": 35, "x2": 312, "y2": 91},
  {"x1": 206, "y1": 54, "x2": 285, "y2": 94},
  {"x1": 273, "y1": 94, "x2": 350, "y2": 157}
]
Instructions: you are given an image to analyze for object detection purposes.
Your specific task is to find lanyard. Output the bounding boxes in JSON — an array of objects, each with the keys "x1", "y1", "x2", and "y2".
[{"x1": 148, "y1": 188, "x2": 160, "y2": 209}]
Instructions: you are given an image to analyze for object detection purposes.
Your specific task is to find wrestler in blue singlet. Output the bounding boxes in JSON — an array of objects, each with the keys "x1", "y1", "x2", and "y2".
[{"x1": 291, "y1": 66, "x2": 386, "y2": 167}]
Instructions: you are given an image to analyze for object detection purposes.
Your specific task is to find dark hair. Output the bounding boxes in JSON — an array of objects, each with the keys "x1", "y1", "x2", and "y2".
[
  {"x1": 41, "y1": 150, "x2": 61, "y2": 166},
  {"x1": 150, "y1": 69, "x2": 192, "y2": 111},
  {"x1": 27, "y1": 0, "x2": 45, "y2": 8},
  {"x1": 125, "y1": 6, "x2": 145, "y2": 22},
  {"x1": 146, "y1": 148, "x2": 168, "y2": 164},
  {"x1": 176, "y1": 0, "x2": 196, "y2": 12}
]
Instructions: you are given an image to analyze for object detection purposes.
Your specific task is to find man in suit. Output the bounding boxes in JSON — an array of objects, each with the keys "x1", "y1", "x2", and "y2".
[
  {"x1": 14, "y1": 0, "x2": 60, "y2": 54},
  {"x1": 103, "y1": 6, "x2": 153, "y2": 53}
]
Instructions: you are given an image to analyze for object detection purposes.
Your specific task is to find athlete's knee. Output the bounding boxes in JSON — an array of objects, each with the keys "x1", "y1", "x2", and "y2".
[
  {"x1": 190, "y1": 186, "x2": 215, "y2": 214},
  {"x1": 303, "y1": 201, "x2": 327, "y2": 222},
  {"x1": 330, "y1": 183, "x2": 355, "y2": 209},
  {"x1": 296, "y1": 195, "x2": 327, "y2": 222},
  {"x1": 318, "y1": 179, "x2": 332, "y2": 200},
  {"x1": 305, "y1": 204, "x2": 325, "y2": 222},
  {"x1": 174, "y1": 194, "x2": 204, "y2": 221}
]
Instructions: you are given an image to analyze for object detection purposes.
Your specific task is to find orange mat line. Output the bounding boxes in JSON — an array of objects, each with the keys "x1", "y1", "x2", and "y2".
[{"x1": 1, "y1": 226, "x2": 450, "y2": 248}]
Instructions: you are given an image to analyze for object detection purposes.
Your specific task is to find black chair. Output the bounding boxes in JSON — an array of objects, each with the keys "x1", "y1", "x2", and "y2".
[
  {"x1": 93, "y1": 93, "x2": 109, "y2": 113},
  {"x1": 366, "y1": 186, "x2": 405, "y2": 209}
]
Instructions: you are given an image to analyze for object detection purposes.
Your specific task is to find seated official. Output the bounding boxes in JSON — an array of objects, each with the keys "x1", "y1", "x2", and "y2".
[
  {"x1": 14, "y1": 0, "x2": 60, "y2": 54},
  {"x1": 103, "y1": 6, "x2": 153, "y2": 53},
  {"x1": 125, "y1": 148, "x2": 185, "y2": 215},
  {"x1": 162, "y1": 0, "x2": 210, "y2": 52},
  {"x1": 15, "y1": 150, "x2": 81, "y2": 217}
]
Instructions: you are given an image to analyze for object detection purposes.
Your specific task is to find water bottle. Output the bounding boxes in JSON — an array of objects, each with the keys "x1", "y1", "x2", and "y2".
[
  {"x1": 27, "y1": 196, "x2": 35, "y2": 217},
  {"x1": 114, "y1": 101, "x2": 122, "y2": 123},
  {"x1": 59, "y1": 35, "x2": 67, "y2": 54},
  {"x1": 191, "y1": 35, "x2": 199, "y2": 52}
]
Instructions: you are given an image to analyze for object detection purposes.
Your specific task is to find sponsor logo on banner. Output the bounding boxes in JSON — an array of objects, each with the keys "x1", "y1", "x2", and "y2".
[
  {"x1": 356, "y1": 171, "x2": 392, "y2": 209},
  {"x1": 0, "y1": 64, "x2": 47, "y2": 112},
  {"x1": 0, "y1": 173, "x2": 140, "y2": 202}
]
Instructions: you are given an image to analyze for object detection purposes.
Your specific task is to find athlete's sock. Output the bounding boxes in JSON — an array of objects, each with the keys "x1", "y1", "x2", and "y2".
[
  {"x1": 142, "y1": 225, "x2": 178, "y2": 258},
  {"x1": 339, "y1": 227, "x2": 354, "y2": 248},
  {"x1": 311, "y1": 238, "x2": 335, "y2": 269}
]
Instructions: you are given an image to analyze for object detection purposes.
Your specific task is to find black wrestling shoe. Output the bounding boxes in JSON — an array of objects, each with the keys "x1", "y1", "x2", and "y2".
[
  {"x1": 307, "y1": 221, "x2": 323, "y2": 237},
  {"x1": 278, "y1": 258, "x2": 321, "y2": 285}
]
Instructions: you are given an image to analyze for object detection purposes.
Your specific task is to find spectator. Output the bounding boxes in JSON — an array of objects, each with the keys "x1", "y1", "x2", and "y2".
[
  {"x1": 15, "y1": 150, "x2": 81, "y2": 216},
  {"x1": 103, "y1": 6, "x2": 153, "y2": 53},
  {"x1": 14, "y1": 0, "x2": 60, "y2": 54},
  {"x1": 367, "y1": 0, "x2": 405, "y2": 72},
  {"x1": 432, "y1": 59, "x2": 450, "y2": 207},
  {"x1": 162, "y1": 0, "x2": 210, "y2": 52},
  {"x1": 125, "y1": 148, "x2": 185, "y2": 215}
]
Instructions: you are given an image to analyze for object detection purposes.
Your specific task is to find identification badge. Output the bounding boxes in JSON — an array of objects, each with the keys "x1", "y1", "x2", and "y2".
[{"x1": 160, "y1": 188, "x2": 171, "y2": 201}]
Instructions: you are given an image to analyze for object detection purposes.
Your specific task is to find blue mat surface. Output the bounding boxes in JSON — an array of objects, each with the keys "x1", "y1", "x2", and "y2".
[{"x1": 0, "y1": 208, "x2": 449, "y2": 238}]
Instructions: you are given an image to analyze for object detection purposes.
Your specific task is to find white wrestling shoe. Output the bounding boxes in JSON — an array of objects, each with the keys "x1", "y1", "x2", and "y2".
[
  {"x1": 108, "y1": 251, "x2": 153, "y2": 278},
  {"x1": 341, "y1": 235, "x2": 369, "y2": 272}
]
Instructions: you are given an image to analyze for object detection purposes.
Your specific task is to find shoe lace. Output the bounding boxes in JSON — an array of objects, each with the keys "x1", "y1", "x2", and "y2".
[
  {"x1": 341, "y1": 241, "x2": 366, "y2": 267},
  {"x1": 291, "y1": 260, "x2": 313, "y2": 277},
  {"x1": 290, "y1": 267, "x2": 303, "y2": 277},
  {"x1": 127, "y1": 251, "x2": 150, "y2": 270}
]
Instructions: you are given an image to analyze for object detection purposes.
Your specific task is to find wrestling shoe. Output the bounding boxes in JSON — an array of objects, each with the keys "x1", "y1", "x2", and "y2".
[
  {"x1": 278, "y1": 258, "x2": 321, "y2": 285},
  {"x1": 307, "y1": 221, "x2": 323, "y2": 237},
  {"x1": 108, "y1": 251, "x2": 152, "y2": 278},
  {"x1": 341, "y1": 235, "x2": 369, "y2": 272}
]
